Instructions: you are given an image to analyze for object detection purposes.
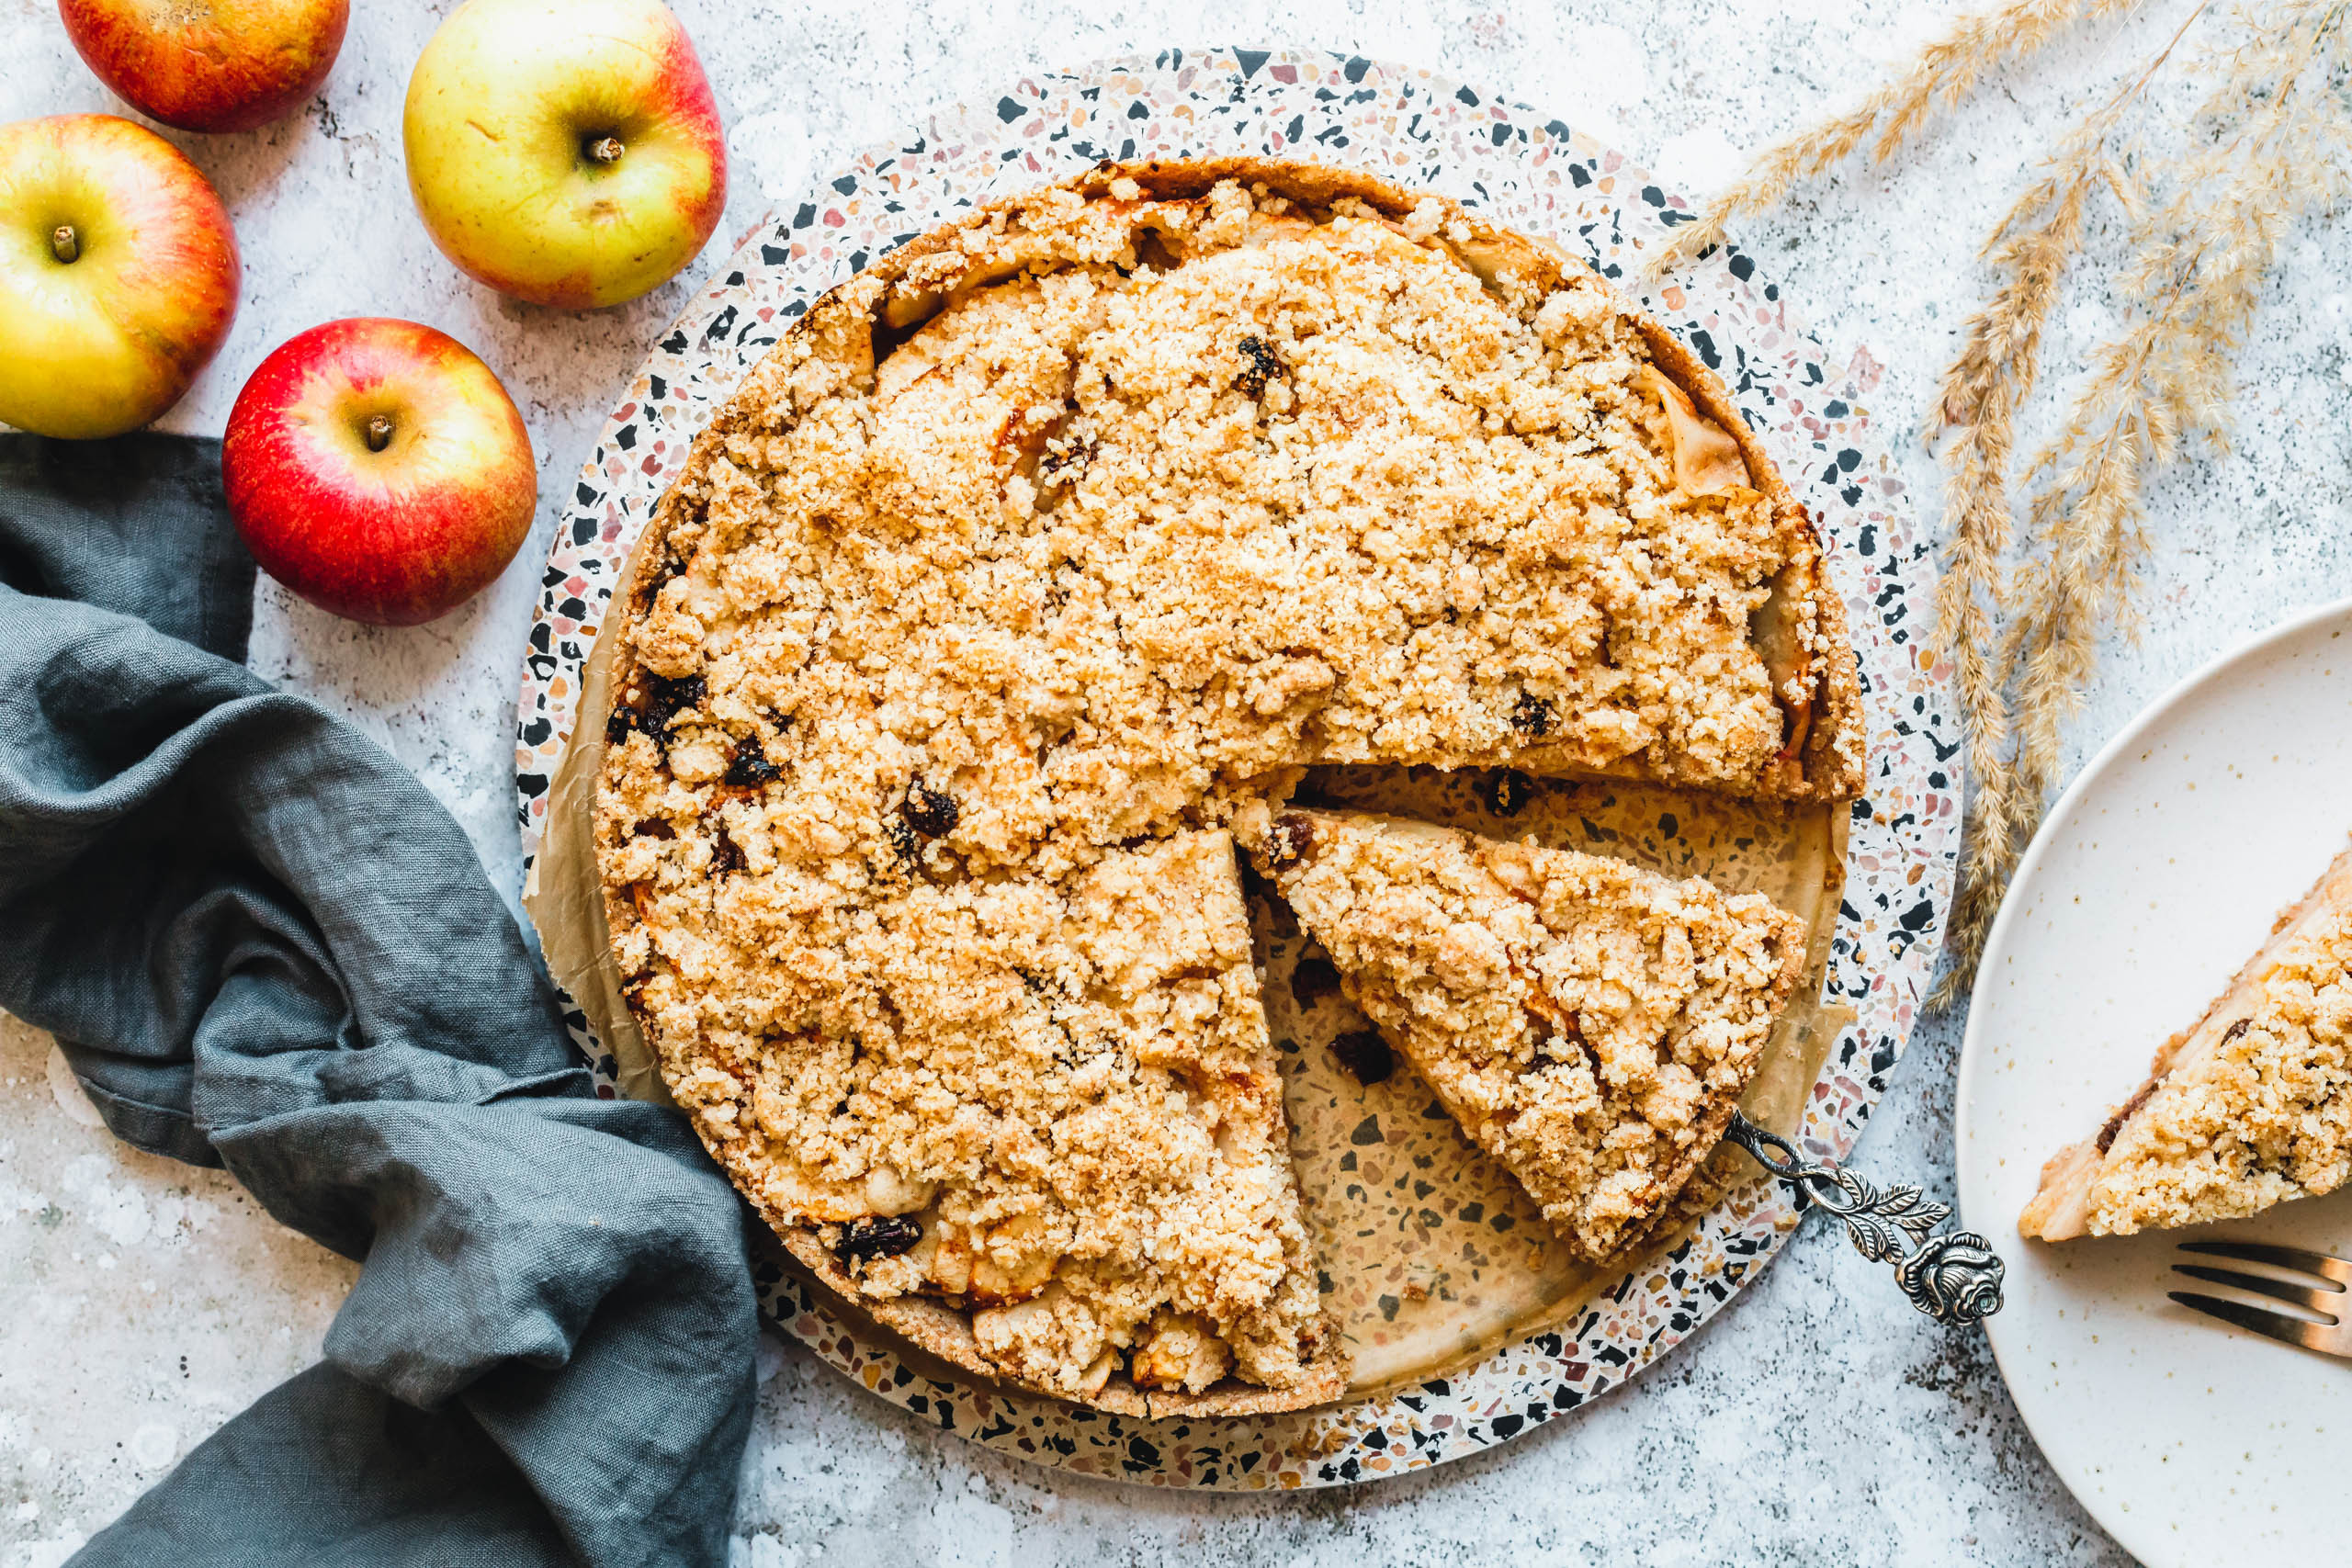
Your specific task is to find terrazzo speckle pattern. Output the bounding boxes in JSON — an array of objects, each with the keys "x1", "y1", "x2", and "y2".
[{"x1": 8, "y1": 0, "x2": 2351, "y2": 1562}]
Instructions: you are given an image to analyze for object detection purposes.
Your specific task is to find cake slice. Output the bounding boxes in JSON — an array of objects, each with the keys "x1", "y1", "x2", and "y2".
[
  {"x1": 1250, "y1": 808, "x2": 1808, "y2": 1262},
  {"x1": 2021, "y1": 847, "x2": 2352, "y2": 1241}
]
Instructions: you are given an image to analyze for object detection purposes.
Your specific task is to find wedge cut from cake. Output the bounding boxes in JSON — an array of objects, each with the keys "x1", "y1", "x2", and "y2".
[
  {"x1": 2021, "y1": 847, "x2": 2352, "y2": 1241},
  {"x1": 1250, "y1": 807, "x2": 1809, "y2": 1263}
]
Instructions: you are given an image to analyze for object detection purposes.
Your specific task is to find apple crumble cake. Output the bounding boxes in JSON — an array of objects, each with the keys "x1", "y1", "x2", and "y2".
[
  {"x1": 595, "y1": 157, "x2": 1861, "y2": 1410},
  {"x1": 1248, "y1": 808, "x2": 1806, "y2": 1262},
  {"x1": 2021, "y1": 846, "x2": 2352, "y2": 1241}
]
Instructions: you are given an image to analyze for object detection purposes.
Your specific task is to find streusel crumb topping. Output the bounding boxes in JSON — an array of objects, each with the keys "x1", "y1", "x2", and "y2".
[
  {"x1": 2073, "y1": 899, "x2": 2352, "y2": 1235},
  {"x1": 1250, "y1": 809, "x2": 1805, "y2": 1262},
  {"x1": 598, "y1": 169, "x2": 1839, "y2": 1401}
]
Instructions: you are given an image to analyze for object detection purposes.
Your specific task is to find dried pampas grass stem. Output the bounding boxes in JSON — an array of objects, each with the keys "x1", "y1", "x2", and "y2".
[
  {"x1": 1939, "y1": 1, "x2": 2352, "y2": 995},
  {"x1": 1657, "y1": 0, "x2": 2352, "y2": 1002},
  {"x1": 1928, "y1": 6, "x2": 2201, "y2": 986},
  {"x1": 1649, "y1": 0, "x2": 2136, "y2": 276}
]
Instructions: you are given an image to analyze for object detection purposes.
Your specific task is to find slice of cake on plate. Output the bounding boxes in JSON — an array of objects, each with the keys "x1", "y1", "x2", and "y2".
[
  {"x1": 1248, "y1": 807, "x2": 1808, "y2": 1262},
  {"x1": 2021, "y1": 846, "x2": 2352, "y2": 1241}
]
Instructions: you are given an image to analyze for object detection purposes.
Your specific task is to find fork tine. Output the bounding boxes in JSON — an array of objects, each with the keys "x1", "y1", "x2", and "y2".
[
  {"x1": 2172, "y1": 1264, "x2": 2344, "y2": 1320},
  {"x1": 2168, "y1": 1292, "x2": 2340, "y2": 1354},
  {"x1": 2177, "y1": 1239, "x2": 2352, "y2": 1287}
]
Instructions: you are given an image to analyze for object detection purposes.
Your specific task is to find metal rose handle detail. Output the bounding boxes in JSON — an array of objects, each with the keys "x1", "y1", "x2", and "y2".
[{"x1": 1723, "y1": 1111, "x2": 2006, "y2": 1325}]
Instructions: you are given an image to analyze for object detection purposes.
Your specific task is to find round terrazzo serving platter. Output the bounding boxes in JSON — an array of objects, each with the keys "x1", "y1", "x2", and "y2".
[{"x1": 513, "y1": 47, "x2": 1958, "y2": 1491}]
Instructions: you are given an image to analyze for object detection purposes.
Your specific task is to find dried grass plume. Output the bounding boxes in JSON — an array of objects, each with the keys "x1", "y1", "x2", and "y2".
[{"x1": 1655, "y1": 0, "x2": 2352, "y2": 1002}]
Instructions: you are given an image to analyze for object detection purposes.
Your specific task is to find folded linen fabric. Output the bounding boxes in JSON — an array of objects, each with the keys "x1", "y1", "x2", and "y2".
[{"x1": 0, "y1": 434, "x2": 756, "y2": 1568}]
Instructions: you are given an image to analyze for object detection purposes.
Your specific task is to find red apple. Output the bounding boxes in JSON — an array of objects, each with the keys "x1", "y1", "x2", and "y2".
[
  {"x1": 223, "y1": 319, "x2": 537, "y2": 626},
  {"x1": 0, "y1": 114, "x2": 239, "y2": 440},
  {"x1": 402, "y1": 0, "x2": 727, "y2": 310},
  {"x1": 59, "y1": 0, "x2": 349, "y2": 136}
]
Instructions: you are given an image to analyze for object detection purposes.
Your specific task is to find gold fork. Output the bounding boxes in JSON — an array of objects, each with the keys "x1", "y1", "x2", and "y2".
[{"x1": 2170, "y1": 1240, "x2": 2352, "y2": 1357}]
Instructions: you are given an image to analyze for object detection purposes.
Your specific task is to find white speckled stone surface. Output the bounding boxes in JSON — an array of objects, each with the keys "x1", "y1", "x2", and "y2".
[{"x1": 6, "y1": 0, "x2": 2348, "y2": 1561}]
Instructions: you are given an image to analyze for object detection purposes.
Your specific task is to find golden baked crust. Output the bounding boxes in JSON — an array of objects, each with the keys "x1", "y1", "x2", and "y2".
[
  {"x1": 774, "y1": 1227, "x2": 1351, "y2": 1418},
  {"x1": 595, "y1": 157, "x2": 1859, "y2": 1408},
  {"x1": 2021, "y1": 846, "x2": 2352, "y2": 1241},
  {"x1": 1250, "y1": 808, "x2": 1805, "y2": 1261}
]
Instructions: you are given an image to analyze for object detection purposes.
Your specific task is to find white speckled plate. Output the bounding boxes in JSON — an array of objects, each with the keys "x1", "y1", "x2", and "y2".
[
  {"x1": 1959, "y1": 597, "x2": 2352, "y2": 1566},
  {"x1": 514, "y1": 48, "x2": 1957, "y2": 1489}
]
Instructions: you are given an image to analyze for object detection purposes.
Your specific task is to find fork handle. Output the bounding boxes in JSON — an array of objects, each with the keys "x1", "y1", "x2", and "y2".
[{"x1": 1723, "y1": 1111, "x2": 2007, "y2": 1325}]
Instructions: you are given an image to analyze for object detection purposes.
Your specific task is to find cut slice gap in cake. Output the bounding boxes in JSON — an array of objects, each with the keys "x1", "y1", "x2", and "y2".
[
  {"x1": 1248, "y1": 807, "x2": 1809, "y2": 1264},
  {"x1": 2021, "y1": 844, "x2": 2352, "y2": 1242}
]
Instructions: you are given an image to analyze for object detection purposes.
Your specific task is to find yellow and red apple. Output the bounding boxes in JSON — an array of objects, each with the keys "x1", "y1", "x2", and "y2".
[
  {"x1": 403, "y1": 0, "x2": 727, "y2": 310},
  {"x1": 58, "y1": 0, "x2": 349, "y2": 135},
  {"x1": 223, "y1": 319, "x2": 537, "y2": 626},
  {"x1": 0, "y1": 114, "x2": 240, "y2": 440}
]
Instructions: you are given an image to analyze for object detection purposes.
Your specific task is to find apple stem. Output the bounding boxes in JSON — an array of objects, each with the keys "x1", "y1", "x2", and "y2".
[
  {"x1": 51, "y1": 226, "x2": 79, "y2": 265},
  {"x1": 365, "y1": 415, "x2": 395, "y2": 453},
  {"x1": 589, "y1": 136, "x2": 625, "y2": 165}
]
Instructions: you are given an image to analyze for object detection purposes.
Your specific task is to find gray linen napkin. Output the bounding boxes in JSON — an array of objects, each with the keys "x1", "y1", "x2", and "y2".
[{"x1": 0, "y1": 433, "x2": 755, "y2": 1567}]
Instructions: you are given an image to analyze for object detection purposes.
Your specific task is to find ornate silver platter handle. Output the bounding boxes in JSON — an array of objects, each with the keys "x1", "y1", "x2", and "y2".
[{"x1": 1722, "y1": 1111, "x2": 2006, "y2": 1325}]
